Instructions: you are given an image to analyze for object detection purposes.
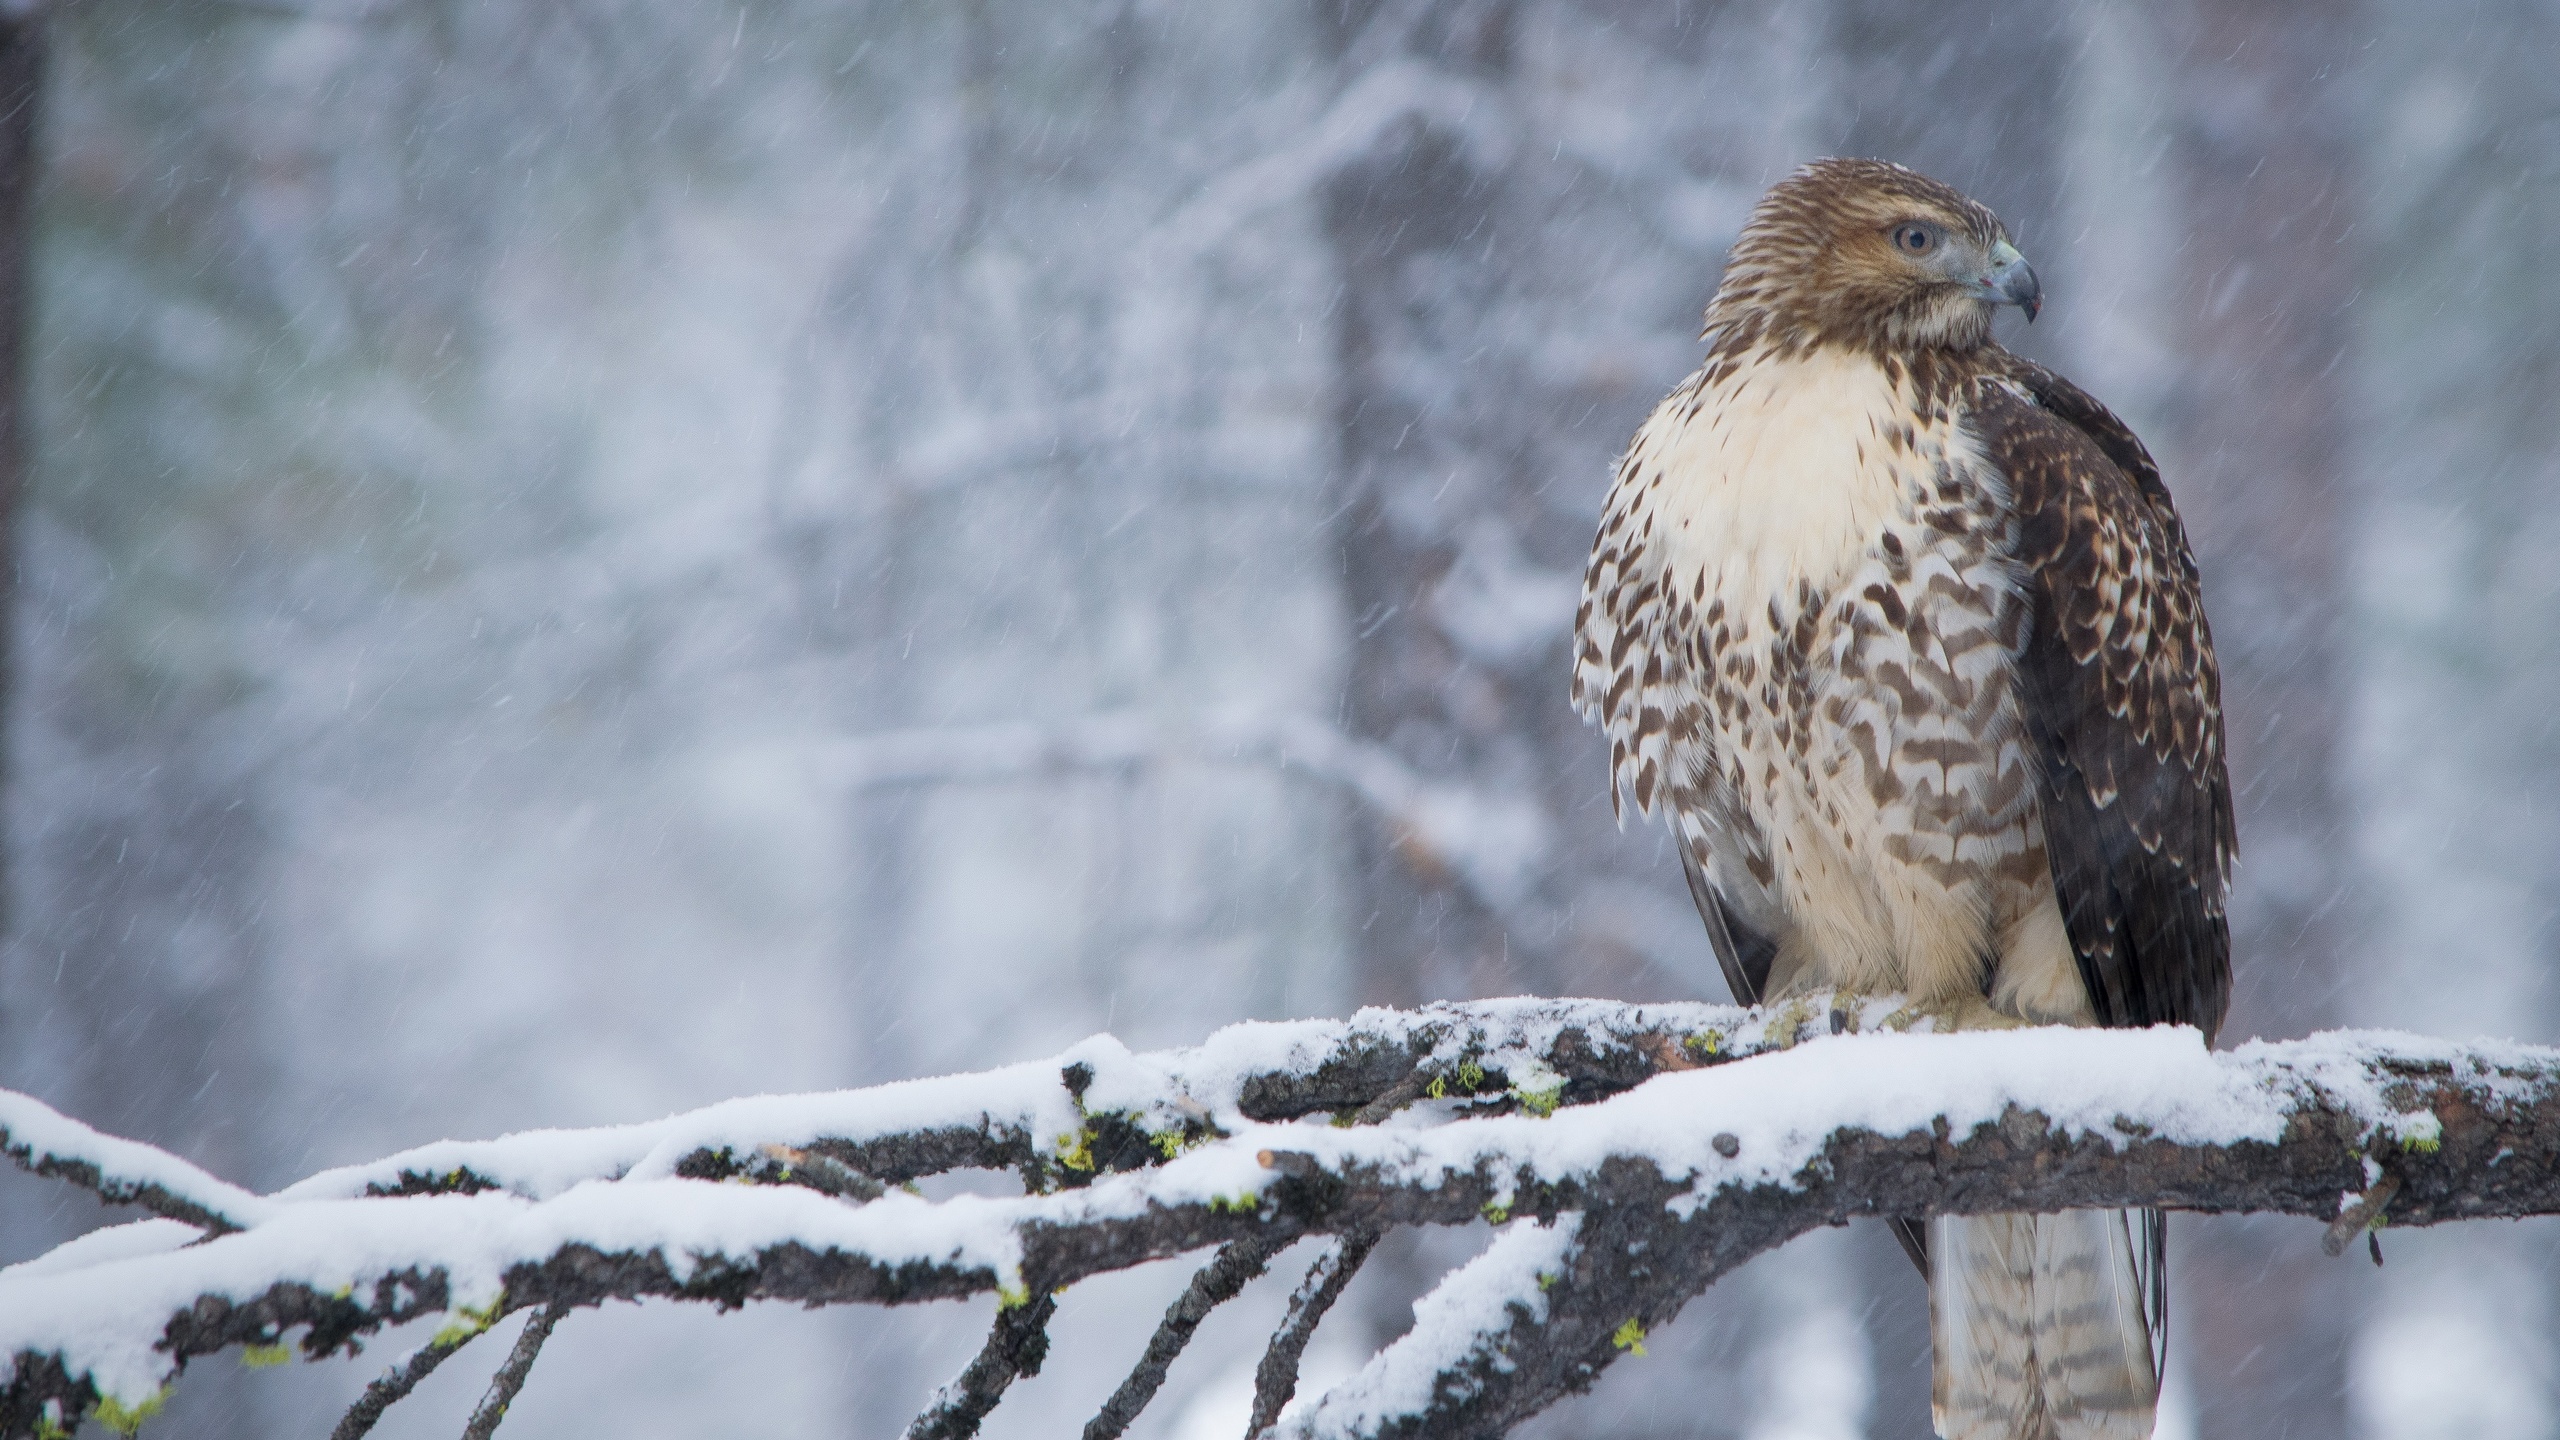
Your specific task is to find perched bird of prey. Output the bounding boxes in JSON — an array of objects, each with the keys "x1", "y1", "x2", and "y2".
[{"x1": 1573, "y1": 158, "x2": 2233, "y2": 1439}]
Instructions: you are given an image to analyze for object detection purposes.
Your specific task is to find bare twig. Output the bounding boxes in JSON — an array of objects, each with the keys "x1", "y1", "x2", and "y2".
[
  {"x1": 457, "y1": 1303, "x2": 568, "y2": 1440},
  {"x1": 2323, "y1": 1171, "x2": 2404, "y2": 1257},
  {"x1": 904, "y1": 1293, "x2": 1058, "y2": 1440},
  {"x1": 1082, "y1": 1238, "x2": 1279, "y2": 1440},
  {"x1": 1348, "y1": 1070, "x2": 1435, "y2": 1128},
  {"x1": 329, "y1": 1321, "x2": 487, "y2": 1440},
  {"x1": 755, "y1": 1144, "x2": 887, "y2": 1203},
  {"x1": 1249, "y1": 1230, "x2": 1380, "y2": 1436}
]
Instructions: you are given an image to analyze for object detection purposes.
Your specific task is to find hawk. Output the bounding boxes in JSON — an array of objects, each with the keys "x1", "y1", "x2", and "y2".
[{"x1": 1573, "y1": 158, "x2": 2233, "y2": 1439}]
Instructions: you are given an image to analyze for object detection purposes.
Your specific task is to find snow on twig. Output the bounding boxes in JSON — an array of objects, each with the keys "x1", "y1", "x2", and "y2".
[
  {"x1": 0, "y1": 1088, "x2": 271, "y2": 1234},
  {"x1": 261, "y1": 997, "x2": 1771, "y2": 1206},
  {"x1": 1278, "y1": 1215, "x2": 1584, "y2": 1439},
  {"x1": 3, "y1": 1004, "x2": 2556, "y2": 1440}
]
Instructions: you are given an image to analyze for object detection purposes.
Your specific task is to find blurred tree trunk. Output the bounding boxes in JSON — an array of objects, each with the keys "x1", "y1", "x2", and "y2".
[
  {"x1": 2341, "y1": 1, "x2": 2560, "y2": 1434},
  {"x1": 1321, "y1": 0, "x2": 1784, "y2": 1014},
  {"x1": 3, "y1": 11, "x2": 273, "y2": 1438},
  {"x1": 2150, "y1": 1, "x2": 2365, "y2": 1435},
  {"x1": 0, "y1": 5, "x2": 41, "y2": 947},
  {"x1": 1324, "y1": 0, "x2": 1533, "y2": 1011},
  {"x1": 2160, "y1": 0, "x2": 2360, "y2": 1047},
  {"x1": 1319, "y1": 5, "x2": 1619, "y2": 1384},
  {"x1": 0, "y1": 0, "x2": 40, "y2": 1372}
]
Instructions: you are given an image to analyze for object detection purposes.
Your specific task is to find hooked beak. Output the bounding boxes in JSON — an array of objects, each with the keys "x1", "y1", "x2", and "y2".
[{"x1": 1979, "y1": 239, "x2": 2041, "y2": 323}]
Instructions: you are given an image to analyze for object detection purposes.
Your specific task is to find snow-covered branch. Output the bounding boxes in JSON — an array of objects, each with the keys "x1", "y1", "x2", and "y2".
[{"x1": 5, "y1": 999, "x2": 2554, "y2": 1439}]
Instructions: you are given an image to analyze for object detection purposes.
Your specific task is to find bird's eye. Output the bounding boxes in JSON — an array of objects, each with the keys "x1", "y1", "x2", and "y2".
[{"x1": 1892, "y1": 224, "x2": 1937, "y2": 255}]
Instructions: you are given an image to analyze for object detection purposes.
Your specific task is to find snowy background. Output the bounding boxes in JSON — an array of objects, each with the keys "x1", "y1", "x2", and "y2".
[{"x1": 2, "y1": 1, "x2": 2553, "y2": 1437}]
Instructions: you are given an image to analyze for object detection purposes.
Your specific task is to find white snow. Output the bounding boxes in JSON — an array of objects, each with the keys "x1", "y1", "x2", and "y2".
[
  {"x1": 272, "y1": 1000, "x2": 1792, "y2": 1206},
  {"x1": 0, "y1": 1182, "x2": 1025, "y2": 1406},
  {"x1": 275, "y1": 1051, "x2": 1097, "y2": 1203},
  {"x1": 0, "y1": 1089, "x2": 275, "y2": 1228},
  {"x1": 0, "y1": 1220, "x2": 199, "y2": 1282},
  {"x1": 0, "y1": 1010, "x2": 2534, "y2": 1417},
  {"x1": 1282, "y1": 1215, "x2": 1583, "y2": 1436}
]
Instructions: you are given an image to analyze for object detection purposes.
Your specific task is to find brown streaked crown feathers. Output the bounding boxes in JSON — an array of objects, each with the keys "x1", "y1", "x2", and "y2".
[{"x1": 1706, "y1": 157, "x2": 2012, "y2": 359}]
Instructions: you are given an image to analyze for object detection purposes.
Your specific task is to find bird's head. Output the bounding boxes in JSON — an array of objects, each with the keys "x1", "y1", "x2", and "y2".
[{"x1": 1706, "y1": 157, "x2": 2040, "y2": 357}]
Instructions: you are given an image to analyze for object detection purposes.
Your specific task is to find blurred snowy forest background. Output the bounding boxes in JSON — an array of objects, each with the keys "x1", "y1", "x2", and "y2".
[{"x1": 0, "y1": 0, "x2": 2554, "y2": 1436}]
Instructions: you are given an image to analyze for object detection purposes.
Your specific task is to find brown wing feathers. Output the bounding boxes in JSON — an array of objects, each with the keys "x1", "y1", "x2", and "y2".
[
  {"x1": 1680, "y1": 846, "x2": 1778, "y2": 1007},
  {"x1": 1974, "y1": 359, "x2": 2235, "y2": 1040}
]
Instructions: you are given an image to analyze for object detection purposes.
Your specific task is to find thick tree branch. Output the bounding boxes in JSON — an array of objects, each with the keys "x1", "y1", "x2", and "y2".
[
  {"x1": 277, "y1": 996, "x2": 1807, "y2": 1206},
  {"x1": 2, "y1": 1015, "x2": 2551, "y2": 1439}
]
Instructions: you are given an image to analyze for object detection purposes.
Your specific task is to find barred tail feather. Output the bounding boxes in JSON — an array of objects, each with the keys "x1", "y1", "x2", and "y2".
[{"x1": 1932, "y1": 1211, "x2": 2157, "y2": 1440}]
